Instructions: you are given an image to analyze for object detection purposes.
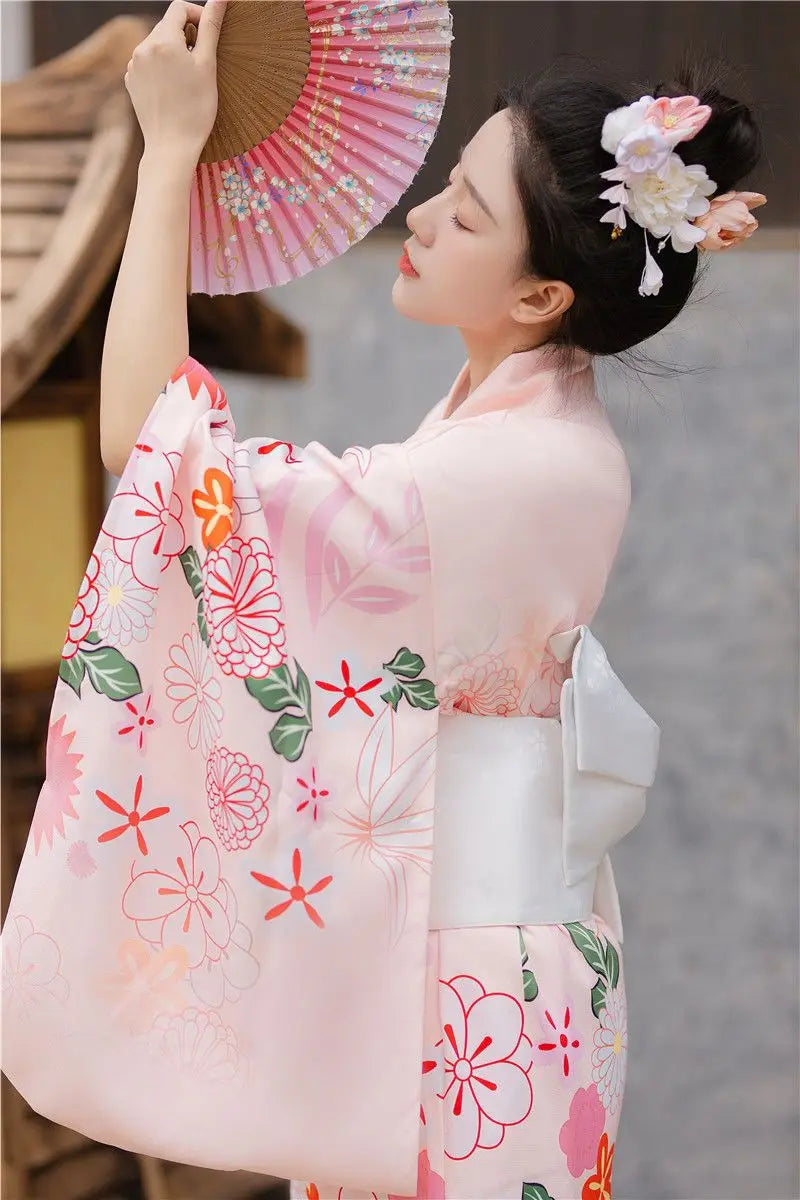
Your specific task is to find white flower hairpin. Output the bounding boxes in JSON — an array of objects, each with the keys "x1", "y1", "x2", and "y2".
[{"x1": 598, "y1": 93, "x2": 767, "y2": 297}]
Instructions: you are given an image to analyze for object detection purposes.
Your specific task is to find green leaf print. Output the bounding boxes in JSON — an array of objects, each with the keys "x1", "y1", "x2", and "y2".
[
  {"x1": 59, "y1": 653, "x2": 86, "y2": 696},
  {"x1": 84, "y1": 631, "x2": 102, "y2": 645},
  {"x1": 197, "y1": 597, "x2": 209, "y2": 646},
  {"x1": 246, "y1": 664, "x2": 302, "y2": 712},
  {"x1": 382, "y1": 646, "x2": 425, "y2": 680},
  {"x1": 398, "y1": 676, "x2": 438, "y2": 710},
  {"x1": 603, "y1": 936, "x2": 620, "y2": 989},
  {"x1": 565, "y1": 922, "x2": 607, "y2": 977},
  {"x1": 380, "y1": 683, "x2": 404, "y2": 710},
  {"x1": 179, "y1": 546, "x2": 204, "y2": 598},
  {"x1": 81, "y1": 645, "x2": 143, "y2": 701},
  {"x1": 591, "y1": 977, "x2": 608, "y2": 1019},
  {"x1": 268, "y1": 711, "x2": 311, "y2": 761},
  {"x1": 522, "y1": 1184, "x2": 556, "y2": 1200},
  {"x1": 516, "y1": 927, "x2": 538, "y2": 1001},
  {"x1": 246, "y1": 659, "x2": 313, "y2": 762}
]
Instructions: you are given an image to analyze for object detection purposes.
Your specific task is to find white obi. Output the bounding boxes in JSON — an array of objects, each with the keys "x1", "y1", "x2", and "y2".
[{"x1": 428, "y1": 624, "x2": 661, "y2": 943}]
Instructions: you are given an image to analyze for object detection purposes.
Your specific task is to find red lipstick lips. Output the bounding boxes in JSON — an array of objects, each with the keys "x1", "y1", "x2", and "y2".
[{"x1": 398, "y1": 246, "x2": 419, "y2": 277}]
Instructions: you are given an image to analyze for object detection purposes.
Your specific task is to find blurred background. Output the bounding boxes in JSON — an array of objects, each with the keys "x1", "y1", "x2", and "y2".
[{"x1": 1, "y1": 2, "x2": 798, "y2": 1199}]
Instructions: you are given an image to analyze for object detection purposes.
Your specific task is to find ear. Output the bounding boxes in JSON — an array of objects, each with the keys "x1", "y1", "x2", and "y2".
[{"x1": 512, "y1": 279, "x2": 575, "y2": 328}]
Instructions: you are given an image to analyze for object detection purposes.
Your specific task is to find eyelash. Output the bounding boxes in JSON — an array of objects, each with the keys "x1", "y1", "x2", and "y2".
[{"x1": 442, "y1": 175, "x2": 467, "y2": 229}]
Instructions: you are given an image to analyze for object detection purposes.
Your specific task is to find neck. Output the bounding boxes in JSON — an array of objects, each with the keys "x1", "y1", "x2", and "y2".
[{"x1": 460, "y1": 329, "x2": 557, "y2": 399}]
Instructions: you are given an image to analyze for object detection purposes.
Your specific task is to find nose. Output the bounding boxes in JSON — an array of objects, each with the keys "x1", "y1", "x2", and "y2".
[{"x1": 406, "y1": 198, "x2": 432, "y2": 246}]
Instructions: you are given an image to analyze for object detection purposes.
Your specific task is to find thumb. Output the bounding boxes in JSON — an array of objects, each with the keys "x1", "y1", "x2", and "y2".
[{"x1": 196, "y1": 0, "x2": 227, "y2": 60}]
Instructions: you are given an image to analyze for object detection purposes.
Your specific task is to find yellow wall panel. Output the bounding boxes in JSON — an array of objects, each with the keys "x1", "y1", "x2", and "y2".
[{"x1": 1, "y1": 416, "x2": 88, "y2": 671}]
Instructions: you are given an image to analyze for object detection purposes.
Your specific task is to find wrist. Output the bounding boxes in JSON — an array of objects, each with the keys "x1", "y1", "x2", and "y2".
[{"x1": 139, "y1": 145, "x2": 198, "y2": 181}]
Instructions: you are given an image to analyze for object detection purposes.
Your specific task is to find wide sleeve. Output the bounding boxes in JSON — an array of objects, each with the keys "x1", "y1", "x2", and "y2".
[{"x1": 0, "y1": 356, "x2": 439, "y2": 1195}]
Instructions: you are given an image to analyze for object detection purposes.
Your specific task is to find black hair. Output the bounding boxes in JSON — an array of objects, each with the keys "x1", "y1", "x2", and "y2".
[{"x1": 491, "y1": 50, "x2": 765, "y2": 381}]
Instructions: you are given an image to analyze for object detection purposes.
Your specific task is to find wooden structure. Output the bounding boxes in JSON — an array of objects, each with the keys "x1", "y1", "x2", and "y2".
[{"x1": 1, "y1": 15, "x2": 299, "y2": 1200}]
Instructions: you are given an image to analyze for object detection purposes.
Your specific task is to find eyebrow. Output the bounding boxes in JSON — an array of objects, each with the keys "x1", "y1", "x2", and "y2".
[{"x1": 456, "y1": 141, "x2": 498, "y2": 226}]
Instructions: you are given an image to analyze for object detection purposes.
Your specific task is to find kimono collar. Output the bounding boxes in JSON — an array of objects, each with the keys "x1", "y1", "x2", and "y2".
[{"x1": 442, "y1": 343, "x2": 595, "y2": 422}]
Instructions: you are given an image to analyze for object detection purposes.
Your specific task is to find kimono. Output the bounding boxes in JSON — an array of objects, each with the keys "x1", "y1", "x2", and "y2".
[{"x1": 0, "y1": 344, "x2": 660, "y2": 1200}]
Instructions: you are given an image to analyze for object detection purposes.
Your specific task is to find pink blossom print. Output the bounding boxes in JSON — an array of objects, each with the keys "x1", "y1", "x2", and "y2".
[
  {"x1": 122, "y1": 821, "x2": 231, "y2": 968},
  {"x1": 206, "y1": 745, "x2": 271, "y2": 850},
  {"x1": 388, "y1": 1149, "x2": 446, "y2": 1199},
  {"x1": 66, "y1": 840, "x2": 97, "y2": 878},
  {"x1": 437, "y1": 974, "x2": 533, "y2": 1160},
  {"x1": 31, "y1": 714, "x2": 83, "y2": 853},
  {"x1": 558, "y1": 1082, "x2": 606, "y2": 1178},
  {"x1": 203, "y1": 535, "x2": 287, "y2": 678}
]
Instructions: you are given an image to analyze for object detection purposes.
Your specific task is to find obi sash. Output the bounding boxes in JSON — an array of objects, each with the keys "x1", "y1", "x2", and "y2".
[{"x1": 429, "y1": 625, "x2": 661, "y2": 942}]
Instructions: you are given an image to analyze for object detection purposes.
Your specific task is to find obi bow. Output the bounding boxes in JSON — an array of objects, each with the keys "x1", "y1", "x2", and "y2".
[{"x1": 548, "y1": 625, "x2": 661, "y2": 943}]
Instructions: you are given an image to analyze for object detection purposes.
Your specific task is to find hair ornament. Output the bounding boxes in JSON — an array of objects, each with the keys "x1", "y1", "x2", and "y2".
[{"x1": 598, "y1": 92, "x2": 767, "y2": 297}]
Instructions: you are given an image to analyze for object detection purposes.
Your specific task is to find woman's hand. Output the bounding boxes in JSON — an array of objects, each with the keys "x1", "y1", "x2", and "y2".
[{"x1": 124, "y1": 0, "x2": 227, "y2": 168}]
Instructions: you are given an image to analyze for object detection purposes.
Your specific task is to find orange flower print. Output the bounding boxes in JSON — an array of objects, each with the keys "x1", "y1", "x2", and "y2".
[
  {"x1": 304, "y1": 1187, "x2": 319, "y2": 1200},
  {"x1": 251, "y1": 848, "x2": 333, "y2": 928},
  {"x1": 192, "y1": 466, "x2": 235, "y2": 549},
  {"x1": 96, "y1": 773, "x2": 170, "y2": 855},
  {"x1": 315, "y1": 658, "x2": 383, "y2": 717},
  {"x1": 582, "y1": 1131, "x2": 615, "y2": 1200}
]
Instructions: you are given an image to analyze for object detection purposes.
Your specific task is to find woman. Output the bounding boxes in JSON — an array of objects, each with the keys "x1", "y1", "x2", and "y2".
[{"x1": 2, "y1": 2, "x2": 765, "y2": 1198}]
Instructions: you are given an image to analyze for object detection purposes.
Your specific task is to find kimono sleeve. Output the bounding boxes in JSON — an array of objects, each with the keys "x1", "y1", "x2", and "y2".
[{"x1": 0, "y1": 356, "x2": 439, "y2": 1194}]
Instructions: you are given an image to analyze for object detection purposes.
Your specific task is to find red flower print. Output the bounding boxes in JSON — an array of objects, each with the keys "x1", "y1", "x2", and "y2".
[
  {"x1": 116, "y1": 688, "x2": 160, "y2": 753},
  {"x1": 315, "y1": 658, "x2": 383, "y2": 717},
  {"x1": 582, "y1": 1131, "x2": 615, "y2": 1200},
  {"x1": 251, "y1": 848, "x2": 333, "y2": 928},
  {"x1": 295, "y1": 766, "x2": 329, "y2": 821},
  {"x1": 536, "y1": 1002, "x2": 583, "y2": 1078},
  {"x1": 435, "y1": 973, "x2": 533, "y2": 1160},
  {"x1": 62, "y1": 552, "x2": 101, "y2": 659},
  {"x1": 96, "y1": 773, "x2": 170, "y2": 855},
  {"x1": 192, "y1": 466, "x2": 235, "y2": 549},
  {"x1": 256, "y1": 439, "x2": 301, "y2": 464}
]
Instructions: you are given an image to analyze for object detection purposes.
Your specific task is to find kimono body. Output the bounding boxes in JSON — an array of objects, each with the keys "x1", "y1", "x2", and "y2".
[{"x1": 1, "y1": 345, "x2": 659, "y2": 1200}]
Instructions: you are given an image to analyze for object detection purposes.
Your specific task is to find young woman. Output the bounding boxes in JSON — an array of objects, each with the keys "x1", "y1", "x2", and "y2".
[{"x1": 2, "y1": 3, "x2": 765, "y2": 1199}]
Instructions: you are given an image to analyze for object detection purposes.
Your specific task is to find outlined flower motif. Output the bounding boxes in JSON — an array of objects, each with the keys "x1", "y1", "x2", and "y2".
[
  {"x1": 96, "y1": 773, "x2": 170, "y2": 856},
  {"x1": 295, "y1": 765, "x2": 329, "y2": 821},
  {"x1": 582, "y1": 1131, "x2": 615, "y2": 1200},
  {"x1": 164, "y1": 624, "x2": 223, "y2": 756},
  {"x1": 116, "y1": 687, "x2": 161, "y2": 754},
  {"x1": 592, "y1": 984, "x2": 627, "y2": 1115},
  {"x1": 148, "y1": 1007, "x2": 240, "y2": 1082},
  {"x1": 189, "y1": 877, "x2": 260, "y2": 1008},
  {"x1": 206, "y1": 745, "x2": 271, "y2": 851},
  {"x1": 192, "y1": 467, "x2": 235, "y2": 550},
  {"x1": 63, "y1": 551, "x2": 101, "y2": 659},
  {"x1": 251, "y1": 848, "x2": 333, "y2": 928},
  {"x1": 203, "y1": 535, "x2": 287, "y2": 679},
  {"x1": 558, "y1": 1082, "x2": 606, "y2": 1179},
  {"x1": 122, "y1": 821, "x2": 231, "y2": 969},
  {"x1": 1, "y1": 915, "x2": 69, "y2": 1021},
  {"x1": 437, "y1": 651, "x2": 520, "y2": 715},
  {"x1": 436, "y1": 974, "x2": 534, "y2": 1160},
  {"x1": 315, "y1": 658, "x2": 383, "y2": 718},
  {"x1": 533, "y1": 1001, "x2": 584, "y2": 1079}
]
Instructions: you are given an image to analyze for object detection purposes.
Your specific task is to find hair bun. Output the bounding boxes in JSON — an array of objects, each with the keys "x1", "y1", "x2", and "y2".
[{"x1": 650, "y1": 51, "x2": 763, "y2": 195}]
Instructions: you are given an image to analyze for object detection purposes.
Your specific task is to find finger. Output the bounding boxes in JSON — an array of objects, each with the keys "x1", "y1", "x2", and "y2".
[
  {"x1": 195, "y1": 0, "x2": 227, "y2": 60},
  {"x1": 158, "y1": 0, "x2": 206, "y2": 37}
]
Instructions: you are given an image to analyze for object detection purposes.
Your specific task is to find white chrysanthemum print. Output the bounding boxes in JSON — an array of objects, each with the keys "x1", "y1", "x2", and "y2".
[
  {"x1": 592, "y1": 984, "x2": 627, "y2": 1114},
  {"x1": 93, "y1": 549, "x2": 156, "y2": 646}
]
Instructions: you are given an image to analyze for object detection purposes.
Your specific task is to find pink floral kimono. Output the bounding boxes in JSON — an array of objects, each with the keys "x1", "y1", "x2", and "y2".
[{"x1": 1, "y1": 345, "x2": 660, "y2": 1200}]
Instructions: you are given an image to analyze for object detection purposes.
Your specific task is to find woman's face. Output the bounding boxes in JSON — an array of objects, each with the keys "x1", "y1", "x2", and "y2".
[{"x1": 392, "y1": 109, "x2": 539, "y2": 335}]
